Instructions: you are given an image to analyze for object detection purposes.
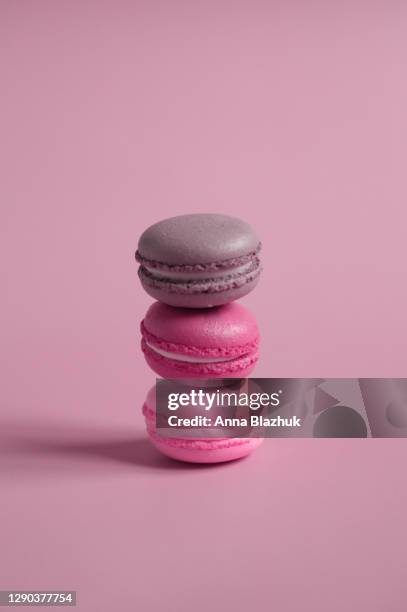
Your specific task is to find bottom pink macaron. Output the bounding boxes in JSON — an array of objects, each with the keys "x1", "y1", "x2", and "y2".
[{"x1": 142, "y1": 386, "x2": 263, "y2": 464}]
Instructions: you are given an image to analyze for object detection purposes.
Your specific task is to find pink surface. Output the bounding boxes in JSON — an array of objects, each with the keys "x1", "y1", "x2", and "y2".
[{"x1": 1, "y1": 2, "x2": 407, "y2": 611}]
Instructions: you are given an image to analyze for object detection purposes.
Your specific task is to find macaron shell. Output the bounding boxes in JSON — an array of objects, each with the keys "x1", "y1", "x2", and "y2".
[
  {"x1": 142, "y1": 388, "x2": 264, "y2": 463},
  {"x1": 137, "y1": 214, "x2": 260, "y2": 266},
  {"x1": 142, "y1": 302, "x2": 259, "y2": 351},
  {"x1": 142, "y1": 339, "x2": 259, "y2": 379},
  {"x1": 139, "y1": 268, "x2": 260, "y2": 308},
  {"x1": 149, "y1": 433, "x2": 263, "y2": 463}
]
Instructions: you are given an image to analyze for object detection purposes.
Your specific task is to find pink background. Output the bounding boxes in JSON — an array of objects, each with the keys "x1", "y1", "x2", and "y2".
[{"x1": 1, "y1": 2, "x2": 407, "y2": 610}]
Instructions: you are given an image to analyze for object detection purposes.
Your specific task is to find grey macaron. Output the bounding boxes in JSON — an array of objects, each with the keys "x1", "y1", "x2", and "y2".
[{"x1": 135, "y1": 214, "x2": 261, "y2": 308}]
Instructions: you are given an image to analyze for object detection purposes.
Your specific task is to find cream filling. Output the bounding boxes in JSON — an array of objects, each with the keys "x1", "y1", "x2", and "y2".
[
  {"x1": 146, "y1": 342, "x2": 236, "y2": 363},
  {"x1": 144, "y1": 261, "x2": 254, "y2": 281}
]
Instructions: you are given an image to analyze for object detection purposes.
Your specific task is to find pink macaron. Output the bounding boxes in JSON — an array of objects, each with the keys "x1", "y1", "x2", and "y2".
[
  {"x1": 141, "y1": 301, "x2": 260, "y2": 379},
  {"x1": 142, "y1": 386, "x2": 263, "y2": 463}
]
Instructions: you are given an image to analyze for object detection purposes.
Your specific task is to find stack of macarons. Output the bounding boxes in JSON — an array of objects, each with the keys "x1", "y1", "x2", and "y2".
[{"x1": 135, "y1": 213, "x2": 263, "y2": 463}]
